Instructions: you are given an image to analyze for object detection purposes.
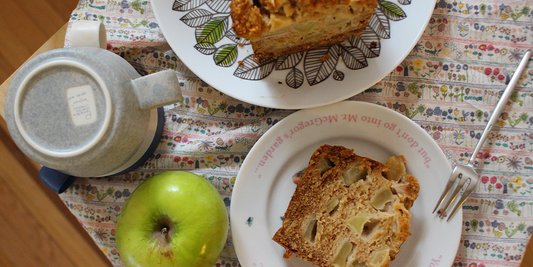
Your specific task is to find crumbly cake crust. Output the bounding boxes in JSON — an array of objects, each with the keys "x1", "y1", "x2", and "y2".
[
  {"x1": 272, "y1": 144, "x2": 420, "y2": 267},
  {"x1": 230, "y1": 0, "x2": 378, "y2": 59}
]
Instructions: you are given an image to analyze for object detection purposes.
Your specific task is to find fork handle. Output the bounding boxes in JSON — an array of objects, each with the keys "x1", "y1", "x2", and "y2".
[{"x1": 469, "y1": 50, "x2": 531, "y2": 164}]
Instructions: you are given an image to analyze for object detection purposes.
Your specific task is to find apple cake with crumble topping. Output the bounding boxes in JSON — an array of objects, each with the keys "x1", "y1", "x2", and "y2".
[
  {"x1": 272, "y1": 144, "x2": 419, "y2": 267},
  {"x1": 230, "y1": 0, "x2": 378, "y2": 59}
]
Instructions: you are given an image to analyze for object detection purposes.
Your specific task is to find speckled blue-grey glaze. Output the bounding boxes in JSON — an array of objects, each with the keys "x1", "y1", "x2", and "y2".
[
  {"x1": 18, "y1": 64, "x2": 106, "y2": 151},
  {"x1": 5, "y1": 47, "x2": 182, "y2": 177},
  {"x1": 133, "y1": 70, "x2": 183, "y2": 110}
]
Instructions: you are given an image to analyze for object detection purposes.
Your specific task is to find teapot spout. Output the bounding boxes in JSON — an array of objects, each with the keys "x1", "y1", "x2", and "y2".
[
  {"x1": 132, "y1": 70, "x2": 183, "y2": 110},
  {"x1": 70, "y1": 21, "x2": 107, "y2": 49}
]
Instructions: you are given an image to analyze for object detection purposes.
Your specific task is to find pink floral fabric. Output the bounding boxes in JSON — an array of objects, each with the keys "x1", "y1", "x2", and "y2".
[{"x1": 60, "y1": 1, "x2": 533, "y2": 266}]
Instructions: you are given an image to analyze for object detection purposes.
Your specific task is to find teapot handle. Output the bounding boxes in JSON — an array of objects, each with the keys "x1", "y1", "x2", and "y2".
[
  {"x1": 70, "y1": 20, "x2": 107, "y2": 49},
  {"x1": 131, "y1": 70, "x2": 183, "y2": 110}
]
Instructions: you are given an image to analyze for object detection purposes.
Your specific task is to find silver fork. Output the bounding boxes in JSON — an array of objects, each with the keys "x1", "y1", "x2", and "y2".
[{"x1": 433, "y1": 50, "x2": 532, "y2": 221}]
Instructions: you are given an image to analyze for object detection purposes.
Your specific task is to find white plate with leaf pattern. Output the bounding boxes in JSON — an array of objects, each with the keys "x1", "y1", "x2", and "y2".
[
  {"x1": 151, "y1": 0, "x2": 436, "y2": 109},
  {"x1": 230, "y1": 101, "x2": 461, "y2": 267}
]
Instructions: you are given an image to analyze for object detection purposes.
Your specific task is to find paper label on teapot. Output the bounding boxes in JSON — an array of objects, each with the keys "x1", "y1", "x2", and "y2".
[{"x1": 67, "y1": 85, "x2": 97, "y2": 126}]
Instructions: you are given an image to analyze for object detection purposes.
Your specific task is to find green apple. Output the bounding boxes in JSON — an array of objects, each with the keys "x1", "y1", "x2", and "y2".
[{"x1": 116, "y1": 171, "x2": 228, "y2": 267}]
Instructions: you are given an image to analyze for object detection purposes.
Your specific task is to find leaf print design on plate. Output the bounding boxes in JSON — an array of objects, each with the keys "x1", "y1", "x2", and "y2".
[{"x1": 172, "y1": 0, "x2": 411, "y2": 88}]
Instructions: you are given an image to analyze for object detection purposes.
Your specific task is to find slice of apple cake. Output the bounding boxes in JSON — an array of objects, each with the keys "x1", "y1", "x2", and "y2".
[
  {"x1": 272, "y1": 144, "x2": 419, "y2": 267},
  {"x1": 230, "y1": 0, "x2": 378, "y2": 59}
]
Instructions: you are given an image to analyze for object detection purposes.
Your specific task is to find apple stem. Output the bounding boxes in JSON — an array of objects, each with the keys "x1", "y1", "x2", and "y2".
[
  {"x1": 161, "y1": 227, "x2": 168, "y2": 236},
  {"x1": 161, "y1": 227, "x2": 171, "y2": 243}
]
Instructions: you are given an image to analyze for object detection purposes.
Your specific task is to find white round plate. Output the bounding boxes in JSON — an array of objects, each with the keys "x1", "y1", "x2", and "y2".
[
  {"x1": 231, "y1": 101, "x2": 461, "y2": 267},
  {"x1": 151, "y1": 0, "x2": 436, "y2": 109}
]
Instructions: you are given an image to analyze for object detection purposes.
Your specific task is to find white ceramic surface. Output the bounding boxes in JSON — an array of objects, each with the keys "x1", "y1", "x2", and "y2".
[
  {"x1": 230, "y1": 101, "x2": 462, "y2": 267},
  {"x1": 70, "y1": 20, "x2": 108, "y2": 49},
  {"x1": 151, "y1": 0, "x2": 436, "y2": 109}
]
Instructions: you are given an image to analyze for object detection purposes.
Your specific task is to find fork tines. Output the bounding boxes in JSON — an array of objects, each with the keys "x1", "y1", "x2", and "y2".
[{"x1": 432, "y1": 164, "x2": 478, "y2": 221}]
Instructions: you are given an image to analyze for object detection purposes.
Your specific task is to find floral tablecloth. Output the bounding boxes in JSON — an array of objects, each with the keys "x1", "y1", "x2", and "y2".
[{"x1": 60, "y1": 1, "x2": 533, "y2": 266}]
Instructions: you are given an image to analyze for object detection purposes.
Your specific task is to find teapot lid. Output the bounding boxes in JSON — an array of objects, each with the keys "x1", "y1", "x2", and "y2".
[{"x1": 12, "y1": 58, "x2": 112, "y2": 158}]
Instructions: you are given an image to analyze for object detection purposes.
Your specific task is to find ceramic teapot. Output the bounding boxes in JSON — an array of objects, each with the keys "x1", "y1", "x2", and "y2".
[{"x1": 4, "y1": 21, "x2": 183, "y2": 193}]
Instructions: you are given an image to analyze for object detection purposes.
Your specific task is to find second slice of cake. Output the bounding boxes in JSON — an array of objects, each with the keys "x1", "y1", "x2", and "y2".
[
  {"x1": 273, "y1": 144, "x2": 420, "y2": 267},
  {"x1": 230, "y1": 0, "x2": 378, "y2": 59}
]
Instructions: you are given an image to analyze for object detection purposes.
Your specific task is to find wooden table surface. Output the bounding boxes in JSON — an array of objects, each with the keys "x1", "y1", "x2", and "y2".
[{"x1": 0, "y1": 0, "x2": 110, "y2": 265}]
